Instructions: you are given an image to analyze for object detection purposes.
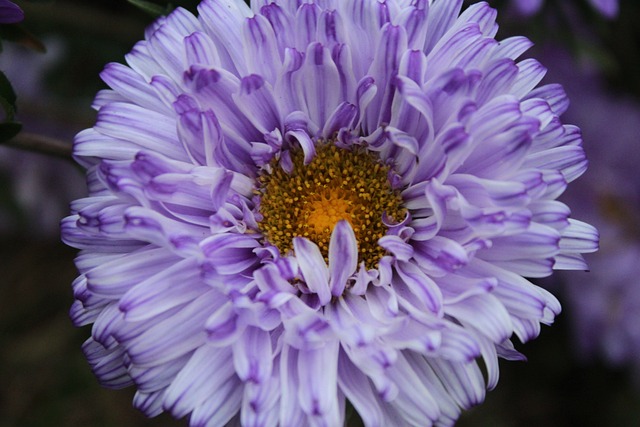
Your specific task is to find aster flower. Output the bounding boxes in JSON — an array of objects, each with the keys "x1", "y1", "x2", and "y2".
[
  {"x1": 62, "y1": 1, "x2": 598, "y2": 426},
  {"x1": 511, "y1": 0, "x2": 619, "y2": 18},
  {"x1": 0, "y1": 0, "x2": 23, "y2": 24}
]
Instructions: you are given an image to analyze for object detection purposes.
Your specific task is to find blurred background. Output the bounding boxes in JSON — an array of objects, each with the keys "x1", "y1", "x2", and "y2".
[{"x1": 1, "y1": 0, "x2": 639, "y2": 426}]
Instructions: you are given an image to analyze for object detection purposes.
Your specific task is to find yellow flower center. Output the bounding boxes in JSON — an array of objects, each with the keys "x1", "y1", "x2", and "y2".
[{"x1": 257, "y1": 142, "x2": 405, "y2": 268}]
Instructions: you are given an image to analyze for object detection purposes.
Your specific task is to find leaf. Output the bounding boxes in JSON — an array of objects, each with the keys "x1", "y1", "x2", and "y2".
[
  {"x1": 0, "y1": 70, "x2": 18, "y2": 125},
  {"x1": 0, "y1": 24, "x2": 46, "y2": 53},
  {"x1": 126, "y1": 0, "x2": 173, "y2": 18},
  {"x1": 0, "y1": 70, "x2": 17, "y2": 110},
  {"x1": 0, "y1": 122, "x2": 22, "y2": 143}
]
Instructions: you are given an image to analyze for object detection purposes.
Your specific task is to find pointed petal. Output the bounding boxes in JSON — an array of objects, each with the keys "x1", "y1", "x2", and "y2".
[
  {"x1": 328, "y1": 220, "x2": 358, "y2": 297},
  {"x1": 293, "y1": 237, "x2": 331, "y2": 305}
]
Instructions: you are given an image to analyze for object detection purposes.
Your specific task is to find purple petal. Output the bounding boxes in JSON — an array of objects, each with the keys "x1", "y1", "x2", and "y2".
[
  {"x1": 558, "y1": 219, "x2": 599, "y2": 254},
  {"x1": 183, "y1": 65, "x2": 261, "y2": 148},
  {"x1": 297, "y1": 340, "x2": 341, "y2": 423},
  {"x1": 476, "y1": 59, "x2": 519, "y2": 105},
  {"x1": 293, "y1": 237, "x2": 331, "y2": 305},
  {"x1": 125, "y1": 290, "x2": 220, "y2": 367},
  {"x1": 197, "y1": 0, "x2": 251, "y2": 76},
  {"x1": 259, "y1": 3, "x2": 294, "y2": 53},
  {"x1": 322, "y1": 102, "x2": 358, "y2": 137},
  {"x1": 394, "y1": 261, "x2": 443, "y2": 314},
  {"x1": 119, "y1": 258, "x2": 209, "y2": 321},
  {"x1": 146, "y1": 9, "x2": 201, "y2": 77},
  {"x1": 205, "y1": 301, "x2": 245, "y2": 346},
  {"x1": 0, "y1": 1, "x2": 24, "y2": 24},
  {"x1": 233, "y1": 74, "x2": 281, "y2": 134},
  {"x1": 337, "y1": 350, "x2": 385, "y2": 426},
  {"x1": 184, "y1": 31, "x2": 221, "y2": 67},
  {"x1": 100, "y1": 63, "x2": 172, "y2": 115},
  {"x1": 378, "y1": 235, "x2": 414, "y2": 262},
  {"x1": 163, "y1": 345, "x2": 235, "y2": 418},
  {"x1": 243, "y1": 14, "x2": 282, "y2": 84},
  {"x1": 232, "y1": 326, "x2": 273, "y2": 383},
  {"x1": 298, "y1": 42, "x2": 342, "y2": 128},
  {"x1": 95, "y1": 102, "x2": 187, "y2": 162},
  {"x1": 188, "y1": 376, "x2": 243, "y2": 427},
  {"x1": 328, "y1": 220, "x2": 358, "y2": 297},
  {"x1": 511, "y1": 58, "x2": 547, "y2": 100},
  {"x1": 279, "y1": 346, "x2": 306, "y2": 426},
  {"x1": 133, "y1": 390, "x2": 165, "y2": 417},
  {"x1": 294, "y1": 3, "x2": 320, "y2": 49},
  {"x1": 363, "y1": 24, "x2": 408, "y2": 132}
]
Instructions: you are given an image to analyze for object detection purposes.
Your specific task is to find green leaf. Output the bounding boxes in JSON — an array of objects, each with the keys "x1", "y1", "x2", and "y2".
[
  {"x1": 126, "y1": 0, "x2": 173, "y2": 18},
  {"x1": 0, "y1": 70, "x2": 18, "y2": 124},
  {"x1": 0, "y1": 122, "x2": 22, "y2": 143},
  {"x1": 0, "y1": 71, "x2": 17, "y2": 111}
]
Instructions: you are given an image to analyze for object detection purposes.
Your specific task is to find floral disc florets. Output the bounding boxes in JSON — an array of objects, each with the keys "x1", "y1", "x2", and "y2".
[{"x1": 257, "y1": 142, "x2": 405, "y2": 268}]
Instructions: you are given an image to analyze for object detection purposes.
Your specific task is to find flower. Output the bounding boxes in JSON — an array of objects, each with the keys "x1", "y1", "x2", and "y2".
[
  {"x1": 0, "y1": 0, "x2": 24, "y2": 24},
  {"x1": 62, "y1": 1, "x2": 598, "y2": 426},
  {"x1": 511, "y1": 0, "x2": 619, "y2": 18}
]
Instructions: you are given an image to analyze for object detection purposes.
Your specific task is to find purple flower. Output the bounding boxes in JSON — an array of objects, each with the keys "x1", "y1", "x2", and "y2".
[
  {"x1": 62, "y1": 1, "x2": 598, "y2": 425},
  {"x1": 0, "y1": 0, "x2": 24, "y2": 24},
  {"x1": 511, "y1": 0, "x2": 619, "y2": 18}
]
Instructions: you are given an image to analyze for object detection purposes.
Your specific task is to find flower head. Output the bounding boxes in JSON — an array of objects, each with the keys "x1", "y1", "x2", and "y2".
[
  {"x1": 63, "y1": 1, "x2": 598, "y2": 425},
  {"x1": 0, "y1": 0, "x2": 23, "y2": 24}
]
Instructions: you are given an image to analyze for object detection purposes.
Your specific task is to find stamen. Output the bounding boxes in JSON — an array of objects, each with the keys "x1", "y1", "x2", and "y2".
[{"x1": 257, "y1": 142, "x2": 405, "y2": 268}]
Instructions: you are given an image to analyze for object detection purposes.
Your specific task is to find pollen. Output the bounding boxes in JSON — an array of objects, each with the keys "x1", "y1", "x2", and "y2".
[{"x1": 257, "y1": 142, "x2": 405, "y2": 268}]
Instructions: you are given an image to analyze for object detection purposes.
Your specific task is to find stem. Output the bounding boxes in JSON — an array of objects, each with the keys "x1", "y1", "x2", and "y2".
[{"x1": 4, "y1": 132, "x2": 73, "y2": 160}]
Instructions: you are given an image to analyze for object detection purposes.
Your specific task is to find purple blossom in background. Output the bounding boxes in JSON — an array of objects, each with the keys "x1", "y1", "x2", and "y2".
[
  {"x1": 0, "y1": 0, "x2": 24, "y2": 24},
  {"x1": 0, "y1": 38, "x2": 86, "y2": 236},
  {"x1": 512, "y1": 0, "x2": 619, "y2": 18},
  {"x1": 62, "y1": 1, "x2": 598, "y2": 425},
  {"x1": 539, "y1": 47, "x2": 640, "y2": 384}
]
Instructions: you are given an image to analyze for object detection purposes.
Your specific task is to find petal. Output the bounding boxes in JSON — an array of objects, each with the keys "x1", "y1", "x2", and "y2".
[
  {"x1": 328, "y1": 220, "x2": 358, "y2": 297},
  {"x1": 243, "y1": 14, "x2": 282, "y2": 84},
  {"x1": 184, "y1": 31, "x2": 222, "y2": 67},
  {"x1": 125, "y1": 289, "x2": 221, "y2": 367},
  {"x1": 233, "y1": 74, "x2": 282, "y2": 134},
  {"x1": 86, "y1": 247, "x2": 178, "y2": 298},
  {"x1": 298, "y1": 42, "x2": 342, "y2": 129},
  {"x1": 279, "y1": 346, "x2": 306, "y2": 426},
  {"x1": 100, "y1": 63, "x2": 172, "y2": 115},
  {"x1": 233, "y1": 326, "x2": 273, "y2": 383},
  {"x1": 297, "y1": 340, "x2": 341, "y2": 424},
  {"x1": 119, "y1": 258, "x2": 209, "y2": 321},
  {"x1": 94, "y1": 102, "x2": 187, "y2": 162},
  {"x1": 163, "y1": 345, "x2": 235, "y2": 418},
  {"x1": 337, "y1": 350, "x2": 385, "y2": 426},
  {"x1": 394, "y1": 260, "x2": 443, "y2": 314},
  {"x1": 198, "y1": 0, "x2": 252, "y2": 76},
  {"x1": 558, "y1": 219, "x2": 599, "y2": 254},
  {"x1": 293, "y1": 237, "x2": 331, "y2": 305}
]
